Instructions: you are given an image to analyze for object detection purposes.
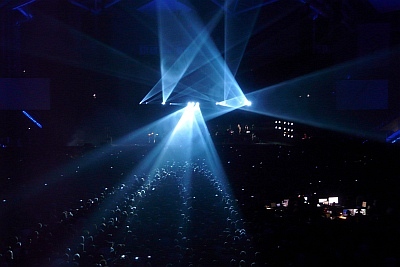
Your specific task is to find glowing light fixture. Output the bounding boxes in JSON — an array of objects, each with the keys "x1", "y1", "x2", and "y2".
[
  {"x1": 244, "y1": 99, "x2": 252, "y2": 106},
  {"x1": 187, "y1": 102, "x2": 199, "y2": 108}
]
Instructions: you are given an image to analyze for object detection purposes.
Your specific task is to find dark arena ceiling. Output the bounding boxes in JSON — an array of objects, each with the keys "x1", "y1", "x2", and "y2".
[{"x1": 2, "y1": 0, "x2": 399, "y2": 77}]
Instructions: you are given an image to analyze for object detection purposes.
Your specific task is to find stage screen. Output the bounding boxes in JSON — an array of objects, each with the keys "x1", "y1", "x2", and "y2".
[{"x1": 0, "y1": 78, "x2": 50, "y2": 110}]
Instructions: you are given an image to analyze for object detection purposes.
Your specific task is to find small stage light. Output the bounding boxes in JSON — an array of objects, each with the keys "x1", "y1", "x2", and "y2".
[{"x1": 161, "y1": 102, "x2": 166, "y2": 105}]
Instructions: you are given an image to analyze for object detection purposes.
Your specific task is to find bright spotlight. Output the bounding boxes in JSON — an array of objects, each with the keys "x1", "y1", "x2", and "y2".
[
  {"x1": 195, "y1": 102, "x2": 199, "y2": 107},
  {"x1": 161, "y1": 102, "x2": 166, "y2": 105},
  {"x1": 244, "y1": 99, "x2": 252, "y2": 106},
  {"x1": 187, "y1": 102, "x2": 197, "y2": 107}
]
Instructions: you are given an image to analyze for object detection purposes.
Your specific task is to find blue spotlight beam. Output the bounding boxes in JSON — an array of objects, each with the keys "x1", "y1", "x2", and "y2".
[
  {"x1": 133, "y1": 102, "x2": 209, "y2": 175},
  {"x1": 142, "y1": 2, "x2": 250, "y2": 107},
  {"x1": 189, "y1": 103, "x2": 233, "y2": 194},
  {"x1": 157, "y1": 7, "x2": 225, "y2": 103},
  {"x1": 129, "y1": 106, "x2": 193, "y2": 177},
  {"x1": 22, "y1": 110, "x2": 42, "y2": 128},
  {"x1": 224, "y1": 2, "x2": 260, "y2": 76},
  {"x1": 240, "y1": 47, "x2": 399, "y2": 141},
  {"x1": 167, "y1": 89, "x2": 213, "y2": 103},
  {"x1": 143, "y1": 0, "x2": 299, "y2": 104}
]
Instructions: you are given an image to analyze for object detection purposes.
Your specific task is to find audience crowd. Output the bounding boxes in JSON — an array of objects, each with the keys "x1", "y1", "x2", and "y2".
[{"x1": 0, "y1": 137, "x2": 399, "y2": 266}]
